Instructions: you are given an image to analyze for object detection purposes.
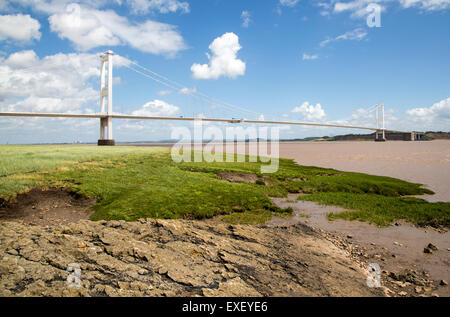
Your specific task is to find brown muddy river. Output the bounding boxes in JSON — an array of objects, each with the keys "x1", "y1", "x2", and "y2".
[{"x1": 278, "y1": 140, "x2": 450, "y2": 202}]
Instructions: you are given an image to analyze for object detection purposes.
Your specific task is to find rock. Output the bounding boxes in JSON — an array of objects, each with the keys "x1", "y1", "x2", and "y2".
[
  {"x1": 158, "y1": 267, "x2": 168, "y2": 275},
  {"x1": 388, "y1": 269, "x2": 430, "y2": 287},
  {"x1": 202, "y1": 278, "x2": 261, "y2": 297},
  {"x1": 381, "y1": 286, "x2": 393, "y2": 297},
  {"x1": 427, "y1": 243, "x2": 438, "y2": 251},
  {"x1": 431, "y1": 293, "x2": 439, "y2": 297},
  {"x1": 347, "y1": 234, "x2": 353, "y2": 239},
  {"x1": 440, "y1": 280, "x2": 448, "y2": 286},
  {"x1": 0, "y1": 219, "x2": 383, "y2": 297},
  {"x1": 414, "y1": 286, "x2": 422, "y2": 293},
  {"x1": 424, "y1": 247, "x2": 433, "y2": 254},
  {"x1": 398, "y1": 291, "x2": 408, "y2": 296},
  {"x1": 138, "y1": 269, "x2": 148, "y2": 275}
]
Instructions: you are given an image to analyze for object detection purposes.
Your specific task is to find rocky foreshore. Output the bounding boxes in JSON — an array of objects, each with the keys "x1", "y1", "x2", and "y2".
[{"x1": 0, "y1": 219, "x2": 384, "y2": 297}]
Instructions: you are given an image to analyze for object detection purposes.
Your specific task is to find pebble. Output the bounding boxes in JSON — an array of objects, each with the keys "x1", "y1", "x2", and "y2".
[
  {"x1": 440, "y1": 280, "x2": 448, "y2": 286},
  {"x1": 138, "y1": 269, "x2": 148, "y2": 275},
  {"x1": 427, "y1": 243, "x2": 438, "y2": 251}
]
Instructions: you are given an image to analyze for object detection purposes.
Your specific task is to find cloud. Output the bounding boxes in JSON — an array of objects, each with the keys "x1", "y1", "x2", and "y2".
[
  {"x1": 0, "y1": 51, "x2": 96, "y2": 113},
  {"x1": 0, "y1": 50, "x2": 130, "y2": 114},
  {"x1": 320, "y1": 28, "x2": 368, "y2": 47},
  {"x1": 333, "y1": 0, "x2": 384, "y2": 18},
  {"x1": 241, "y1": 11, "x2": 251, "y2": 28},
  {"x1": 0, "y1": 14, "x2": 41, "y2": 42},
  {"x1": 4, "y1": 50, "x2": 39, "y2": 68},
  {"x1": 406, "y1": 98, "x2": 450, "y2": 127},
  {"x1": 48, "y1": 4, "x2": 186, "y2": 56},
  {"x1": 291, "y1": 102, "x2": 326, "y2": 121},
  {"x1": 191, "y1": 32, "x2": 246, "y2": 80},
  {"x1": 179, "y1": 87, "x2": 197, "y2": 95},
  {"x1": 279, "y1": 0, "x2": 300, "y2": 7},
  {"x1": 132, "y1": 99, "x2": 180, "y2": 116},
  {"x1": 327, "y1": 105, "x2": 398, "y2": 130},
  {"x1": 324, "y1": 0, "x2": 450, "y2": 19},
  {"x1": 126, "y1": 0, "x2": 190, "y2": 14},
  {"x1": 5, "y1": 0, "x2": 192, "y2": 15},
  {"x1": 3, "y1": 0, "x2": 110, "y2": 14},
  {"x1": 302, "y1": 53, "x2": 319, "y2": 60},
  {"x1": 399, "y1": 0, "x2": 450, "y2": 10}
]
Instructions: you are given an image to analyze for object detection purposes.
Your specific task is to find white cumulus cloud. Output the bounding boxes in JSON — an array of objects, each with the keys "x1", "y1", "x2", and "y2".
[
  {"x1": 191, "y1": 32, "x2": 246, "y2": 80},
  {"x1": 406, "y1": 98, "x2": 450, "y2": 125},
  {"x1": 4, "y1": 50, "x2": 39, "y2": 68},
  {"x1": 49, "y1": 5, "x2": 185, "y2": 56},
  {"x1": 0, "y1": 50, "x2": 131, "y2": 114},
  {"x1": 291, "y1": 102, "x2": 326, "y2": 121},
  {"x1": 0, "y1": 14, "x2": 41, "y2": 42},
  {"x1": 132, "y1": 99, "x2": 180, "y2": 116}
]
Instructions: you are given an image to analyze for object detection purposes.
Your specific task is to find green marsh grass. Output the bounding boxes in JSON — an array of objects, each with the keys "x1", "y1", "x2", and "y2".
[{"x1": 0, "y1": 145, "x2": 448, "y2": 226}]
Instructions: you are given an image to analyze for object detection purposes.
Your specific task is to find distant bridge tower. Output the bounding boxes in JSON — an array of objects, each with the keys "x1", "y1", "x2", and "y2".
[
  {"x1": 98, "y1": 50, "x2": 115, "y2": 146},
  {"x1": 375, "y1": 104, "x2": 386, "y2": 142}
]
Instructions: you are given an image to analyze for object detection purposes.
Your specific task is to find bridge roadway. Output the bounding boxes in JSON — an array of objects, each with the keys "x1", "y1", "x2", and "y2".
[{"x1": 0, "y1": 112, "x2": 412, "y2": 134}]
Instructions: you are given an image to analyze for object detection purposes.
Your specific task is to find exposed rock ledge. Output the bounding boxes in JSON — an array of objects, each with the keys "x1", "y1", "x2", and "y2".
[{"x1": 0, "y1": 219, "x2": 383, "y2": 297}]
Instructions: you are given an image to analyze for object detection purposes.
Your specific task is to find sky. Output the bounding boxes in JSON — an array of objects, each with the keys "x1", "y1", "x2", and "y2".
[{"x1": 0, "y1": 0, "x2": 449, "y2": 144}]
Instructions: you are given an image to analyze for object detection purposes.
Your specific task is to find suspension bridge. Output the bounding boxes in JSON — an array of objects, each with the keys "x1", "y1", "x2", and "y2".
[{"x1": 0, "y1": 50, "x2": 422, "y2": 145}]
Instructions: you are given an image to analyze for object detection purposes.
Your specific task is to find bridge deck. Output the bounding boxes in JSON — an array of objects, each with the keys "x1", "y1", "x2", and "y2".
[{"x1": 0, "y1": 112, "x2": 412, "y2": 134}]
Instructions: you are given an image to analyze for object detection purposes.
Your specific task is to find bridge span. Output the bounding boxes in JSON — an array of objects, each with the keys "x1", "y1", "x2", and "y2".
[{"x1": 0, "y1": 50, "x2": 422, "y2": 145}]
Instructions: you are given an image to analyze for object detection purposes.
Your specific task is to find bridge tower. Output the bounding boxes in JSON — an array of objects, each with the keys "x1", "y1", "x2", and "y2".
[
  {"x1": 98, "y1": 50, "x2": 115, "y2": 146},
  {"x1": 375, "y1": 104, "x2": 386, "y2": 142}
]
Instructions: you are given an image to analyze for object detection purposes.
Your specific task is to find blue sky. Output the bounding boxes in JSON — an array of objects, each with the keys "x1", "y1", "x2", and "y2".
[{"x1": 0, "y1": 0, "x2": 449, "y2": 144}]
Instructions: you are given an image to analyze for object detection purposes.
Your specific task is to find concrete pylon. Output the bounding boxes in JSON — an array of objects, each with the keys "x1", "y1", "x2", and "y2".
[
  {"x1": 98, "y1": 50, "x2": 115, "y2": 146},
  {"x1": 375, "y1": 104, "x2": 386, "y2": 142}
]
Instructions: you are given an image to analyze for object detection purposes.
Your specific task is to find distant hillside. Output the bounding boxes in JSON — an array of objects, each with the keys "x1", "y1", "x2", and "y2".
[
  {"x1": 280, "y1": 131, "x2": 450, "y2": 142},
  {"x1": 423, "y1": 132, "x2": 450, "y2": 140}
]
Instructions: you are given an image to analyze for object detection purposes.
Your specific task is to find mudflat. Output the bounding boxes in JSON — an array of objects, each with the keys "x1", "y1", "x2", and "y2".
[{"x1": 278, "y1": 140, "x2": 450, "y2": 202}]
